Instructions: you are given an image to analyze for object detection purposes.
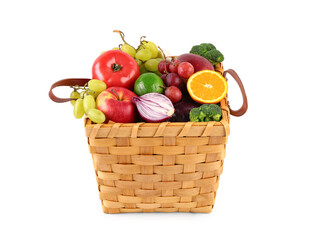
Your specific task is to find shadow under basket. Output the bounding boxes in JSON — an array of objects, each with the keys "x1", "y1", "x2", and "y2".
[{"x1": 84, "y1": 97, "x2": 230, "y2": 214}]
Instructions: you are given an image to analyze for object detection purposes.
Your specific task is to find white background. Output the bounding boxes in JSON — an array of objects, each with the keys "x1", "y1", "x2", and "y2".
[{"x1": 1, "y1": 0, "x2": 315, "y2": 239}]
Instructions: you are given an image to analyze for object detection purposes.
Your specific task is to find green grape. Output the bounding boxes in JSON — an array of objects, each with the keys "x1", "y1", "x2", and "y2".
[
  {"x1": 135, "y1": 49, "x2": 152, "y2": 61},
  {"x1": 121, "y1": 44, "x2": 136, "y2": 58},
  {"x1": 83, "y1": 95, "x2": 96, "y2": 113},
  {"x1": 88, "y1": 79, "x2": 107, "y2": 93},
  {"x1": 135, "y1": 59, "x2": 147, "y2": 74},
  {"x1": 70, "y1": 90, "x2": 80, "y2": 106},
  {"x1": 112, "y1": 47, "x2": 119, "y2": 50},
  {"x1": 154, "y1": 70, "x2": 162, "y2": 76},
  {"x1": 80, "y1": 90, "x2": 86, "y2": 99},
  {"x1": 85, "y1": 89, "x2": 95, "y2": 96},
  {"x1": 73, "y1": 98, "x2": 85, "y2": 119},
  {"x1": 93, "y1": 91, "x2": 101, "y2": 99},
  {"x1": 144, "y1": 59, "x2": 159, "y2": 72},
  {"x1": 157, "y1": 51, "x2": 163, "y2": 58},
  {"x1": 135, "y1": 59, "x2": 142, "y2": 66},
  {"x1": 142, "y1": 41, "x2": 158, "y2": 58},
  {"x1": 155, "y1": 58, "x2": 163, "y2": 63},
  {"x1": 138, "y1": 45, "x2": 144, "y2": 51},
  {"x1": 139, "y1": 62, "x2": 148, "y2": 74},
  {"x1": 87, "y1": 109, "x2": 106, "y2": 124}
]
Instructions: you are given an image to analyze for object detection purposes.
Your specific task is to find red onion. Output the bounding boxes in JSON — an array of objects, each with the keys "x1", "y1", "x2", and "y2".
[{"x1": 132, "y1": 93, "x2": 175, "y2": 123}]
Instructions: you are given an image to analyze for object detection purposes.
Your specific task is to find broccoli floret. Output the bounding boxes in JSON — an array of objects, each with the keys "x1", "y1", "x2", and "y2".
[
  {"x1": 202, "y1": 49, "x2": 224, "y2": 66},
  {"x1": 200, "y1": 43, "x2": 216, "y2": 51},
  {"x1": 201, "y1": 52, "x2": 217, "y2": 65},
  {"x1": 200, "y1": 104, "x2": 222, "y2": 122},
  {"x1": 199, "y1": 104, "x2": 213, "y2": 120},
  {"x1": 189, "y1": 105, "x2": 222, "y2": 122},
  {"x1": 210, "y1": 49, "x2": 224, "y2": 62},
  {"x1": 199, "y1": 110, "x2": 207, "y2": 121},
  {"x1": 190, "y1": 45, "x2": 208, "y2": 55},
  {"x1": 211, "y1": 106, "x2": 222, "y2": 121},
  {"x1": 189, "y1": 107, "x2": 202, "y2": 122},
  {"x1": 205, "y1": 116, "x2": 212, "y2": 122}
]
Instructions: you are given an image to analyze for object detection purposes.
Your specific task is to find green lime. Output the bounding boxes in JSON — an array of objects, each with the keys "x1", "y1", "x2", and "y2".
[{"x1": 134, "y1": 73, "x2": 165, "y2": 96}]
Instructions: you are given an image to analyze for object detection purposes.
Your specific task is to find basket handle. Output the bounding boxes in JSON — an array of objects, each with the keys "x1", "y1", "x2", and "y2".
[
  {"x1": 48, "y1": 78, "x2": 91, "y2": 103},
  {"x1": 223, "y1": 69, "x2": 248, "y2": 117}
]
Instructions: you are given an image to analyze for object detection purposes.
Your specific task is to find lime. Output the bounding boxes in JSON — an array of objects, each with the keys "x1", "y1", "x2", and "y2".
[{"x1": 134, "y1": 73, "x2": 165, "y2": 96}]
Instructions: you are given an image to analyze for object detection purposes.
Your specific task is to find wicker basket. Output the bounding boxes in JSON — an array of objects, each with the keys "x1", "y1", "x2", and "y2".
[
  {"x1": 84, "y1": 100, "x2": 229, "y2": 213},
  {"x1": 49, "y1": 63, "x2": 247, "y2": 214}
]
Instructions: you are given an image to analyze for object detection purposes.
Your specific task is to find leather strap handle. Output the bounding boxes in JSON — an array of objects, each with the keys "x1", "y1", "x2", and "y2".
[
  {"x1": 223, "y1": 69, "x2": 248, "y2": 117},
  {"x1": 48, "y1": 78, "x2": 91, "y2": 103}
]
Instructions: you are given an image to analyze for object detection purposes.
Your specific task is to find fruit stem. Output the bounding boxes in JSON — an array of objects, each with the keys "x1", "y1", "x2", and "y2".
[
  {"x1": 113, "y1": 30, "x2": 132, "y2": 47},
  {"x1": 110, "y1": 89, "x2": 120, "y2": 100},
  {"x1": 158, "y1": 46, "x2": 168, "y2": 73},
  {"x1": 70, "y1": 85, "x2": 79, "y2": 91},
  {"x1": 140, "y1": 36, "x2": 147, "y2": 43},
  {"x1": 136, "y1": 36, "x2": 148, "y2": 51},
  {"x1": 112, "y1": 63, "x2": 122, "y2": 72},
  {"x1": 71, "y1": 85, "x2": 86, "y2": 91}
]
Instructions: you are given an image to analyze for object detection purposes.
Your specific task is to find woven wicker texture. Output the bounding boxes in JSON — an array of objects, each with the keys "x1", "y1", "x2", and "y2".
[{"x1": 84, "y1": 63, "x2": 230, "y2": 213}]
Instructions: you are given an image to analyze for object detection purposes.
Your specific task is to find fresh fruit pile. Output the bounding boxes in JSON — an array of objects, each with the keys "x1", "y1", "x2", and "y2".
[{"x1": 69, "y1": 30, "x2": 228, "y2": 124}]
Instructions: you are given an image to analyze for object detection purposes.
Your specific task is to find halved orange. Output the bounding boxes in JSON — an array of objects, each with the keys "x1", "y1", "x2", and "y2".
[{"x1": 187, "y1": 70, "x2": 228, "y2": 104}]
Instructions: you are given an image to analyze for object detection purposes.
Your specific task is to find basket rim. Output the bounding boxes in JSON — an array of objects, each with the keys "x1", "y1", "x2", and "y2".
[
  {"x1": 85, "y1": 96, "x2": 229, "y2": 125},
  {"x1": 84, "y1": 96, "x2": 230, "y2": 139}
]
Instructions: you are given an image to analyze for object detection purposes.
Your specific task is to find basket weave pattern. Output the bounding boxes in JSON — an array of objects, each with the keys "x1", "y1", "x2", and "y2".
[{"x1": 84, "y1": 65, "x2": 230, "y2": 213}]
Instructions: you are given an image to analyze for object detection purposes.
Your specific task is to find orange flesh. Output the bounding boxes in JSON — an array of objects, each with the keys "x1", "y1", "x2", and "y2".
[{"x1": 187, "y1": 70, "x2": 228, "y2": 104}]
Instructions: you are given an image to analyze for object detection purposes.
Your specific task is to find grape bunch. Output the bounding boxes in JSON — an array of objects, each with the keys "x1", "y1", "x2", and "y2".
[
  {"x1": 158, "y1": 57, "x2": 195, "y2": 104},
  {"x1": 112, "y1": 30, "x2": 163, "y2": 76},
  {"x1": 70, "y1": 79, "x2": 107, "y2": 123}
]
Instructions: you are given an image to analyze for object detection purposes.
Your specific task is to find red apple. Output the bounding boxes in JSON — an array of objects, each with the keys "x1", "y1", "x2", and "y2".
[{"x1": 96, "y1": 87, "x2": 137, "y2": 123}]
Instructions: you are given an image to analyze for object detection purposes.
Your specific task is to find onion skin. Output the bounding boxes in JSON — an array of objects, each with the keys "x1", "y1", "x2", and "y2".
[{"x1": 133, "y1": 93, "x2": 175, "y2": 123}]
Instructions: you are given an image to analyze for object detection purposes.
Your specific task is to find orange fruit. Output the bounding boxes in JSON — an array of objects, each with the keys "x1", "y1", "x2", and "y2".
[{"x1": 187, "y1": 70, "x2": 228, "y2": 104}]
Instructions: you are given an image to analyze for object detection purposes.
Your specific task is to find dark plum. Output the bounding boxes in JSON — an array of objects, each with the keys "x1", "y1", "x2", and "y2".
[{"x1": 168, "y1": 100, "x2": 201, "y2": 122}]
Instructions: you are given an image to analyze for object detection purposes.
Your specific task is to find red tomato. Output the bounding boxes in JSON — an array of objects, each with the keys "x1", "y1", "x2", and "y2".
[{"x1": 92, "y1": 50, "x2": 140, "y2": 90}]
